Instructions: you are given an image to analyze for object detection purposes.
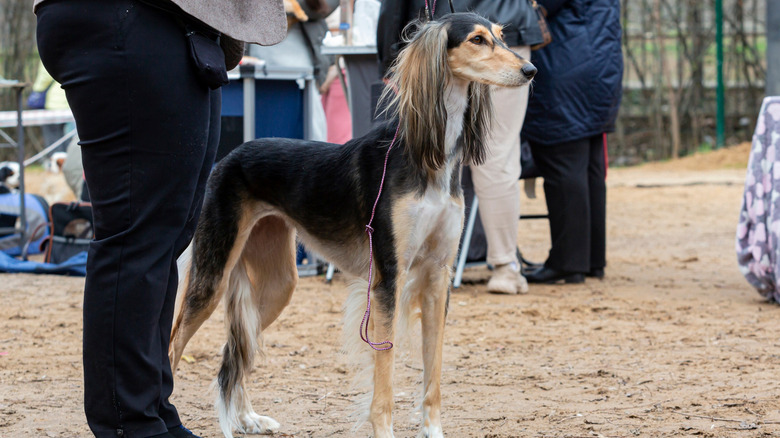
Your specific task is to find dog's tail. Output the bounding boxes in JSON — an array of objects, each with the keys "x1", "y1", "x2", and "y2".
[
  {"x1": 341, "y1": 278, "x2": 375, "y2": 429},
  {"x1": 171, "y1": 242, "x2": 193, "y2": 354},
  {"x1": 215, "y1": 257, "x2": 262, "y2": 437}
]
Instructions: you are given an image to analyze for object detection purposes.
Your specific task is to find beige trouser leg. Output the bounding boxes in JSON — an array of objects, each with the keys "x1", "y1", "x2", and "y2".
[{"x1": 470, "y1": 45, "x2": 531, "y2": 267}]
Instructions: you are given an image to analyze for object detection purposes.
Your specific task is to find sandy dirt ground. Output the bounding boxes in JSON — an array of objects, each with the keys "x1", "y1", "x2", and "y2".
[{"x1": 3, "y1": 143, "x2": 780, "y2": 437}]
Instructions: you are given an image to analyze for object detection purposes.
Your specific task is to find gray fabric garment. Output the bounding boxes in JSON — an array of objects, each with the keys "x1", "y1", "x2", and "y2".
[
  {"x1": 34, "y1": 0, "x2": 287, "y2": 46},
  {"x1": 344, "y1": 55, "x2": 380, "y2": 139},
  {"x1": 249, "y1": 27, "x2": 315, "y2": 73},
  {"x1": 250, "y1": 0, "x2": 338, "y2": 86},
  {"x1": 62, "y1": 136, "x2": 84, "y2": 200}
]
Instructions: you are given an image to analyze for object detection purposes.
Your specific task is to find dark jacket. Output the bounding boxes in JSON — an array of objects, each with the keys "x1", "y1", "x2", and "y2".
[
  {"x1": 298, "y1": 0, "x2": 340, "y2": 86},
  {"x1": 377, "y1": 0, "x2": 543, "y2": 77},
  {"x1": 522, "y1": 0, "x2": 623, "y2": 145},
  {"x1": 249, "y1": 0, "x2": 339, "y2": 87}
]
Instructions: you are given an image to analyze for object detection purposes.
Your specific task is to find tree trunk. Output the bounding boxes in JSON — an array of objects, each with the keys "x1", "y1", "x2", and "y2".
[
  {"x1": 651, "y1": 0, "x2": 664, "y2": 157},
  {"x1": 688, "y1": 0, "x2": 703, "y2": 151},
  {"x1": 1, "y1": 0, "x2": 38, "y2": 105},
  {"x1": 767, "y1": 0, "x2": 780, "y2": 95}
]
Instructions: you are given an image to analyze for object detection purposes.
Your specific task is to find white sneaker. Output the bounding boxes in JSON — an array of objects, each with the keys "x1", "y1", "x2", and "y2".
[{"x1": 487, "y1": 261, "x2": 529, "y2": 294}]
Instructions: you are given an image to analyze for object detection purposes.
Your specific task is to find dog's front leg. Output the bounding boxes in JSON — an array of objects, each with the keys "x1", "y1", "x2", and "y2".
[
  {"x1": 418, "y1": 268, "x2": 449, "y2": 438},
  {"x1": 369, "y1": 289, "x2": 398, "y2": 438}
]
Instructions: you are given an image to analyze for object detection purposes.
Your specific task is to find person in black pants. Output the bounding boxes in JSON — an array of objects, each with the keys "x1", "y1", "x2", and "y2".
[
  {"x1": 35, "y1": 0, "x2": 284, "y2": 436},
  {"x1": 528, "y1": 135, "x2": 608, "y2": 283},
  {"x1": 522, "y1": 0, "x2": 623, "y2": 284},
  {"x1": 36, "y1": 2, "x2": 220, "y2": 436}
]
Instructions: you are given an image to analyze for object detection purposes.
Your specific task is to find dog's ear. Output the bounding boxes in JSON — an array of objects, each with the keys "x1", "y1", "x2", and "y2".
[
  {"x1": 461, "y1": 82, "x2": 492, "y2": 166},
  {"x1": 380, "y1": 20, "x2": 449, "y2": 173}
]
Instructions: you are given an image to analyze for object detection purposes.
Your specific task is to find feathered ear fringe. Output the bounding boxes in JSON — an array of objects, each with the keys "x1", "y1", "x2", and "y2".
[
  {"x1": 379, "y1": 20, "x2": 450, "y2": 173},
  {"x1": 462, "y1": 82, "x2": 492, "y2": 166}
]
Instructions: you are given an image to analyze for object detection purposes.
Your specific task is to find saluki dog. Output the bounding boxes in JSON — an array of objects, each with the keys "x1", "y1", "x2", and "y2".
[{"x1": 169, "y1": 12, "x2": 536, "y2": 438}]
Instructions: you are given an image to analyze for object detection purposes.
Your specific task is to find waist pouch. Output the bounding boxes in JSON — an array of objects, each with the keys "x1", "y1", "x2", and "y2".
[{"x1": 185, "y1": 23, "x2": 229, "y2": 89}]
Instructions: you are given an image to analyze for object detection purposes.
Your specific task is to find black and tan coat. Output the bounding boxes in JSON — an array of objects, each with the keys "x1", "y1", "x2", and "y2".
[{"x1": 169, "y1": 13, "x2": 536, "y2": 438}]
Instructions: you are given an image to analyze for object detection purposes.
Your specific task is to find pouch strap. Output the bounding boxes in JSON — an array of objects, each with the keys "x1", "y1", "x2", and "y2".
[{"x1": 137, "y1": 0, "x2": 221, "y2": 41}]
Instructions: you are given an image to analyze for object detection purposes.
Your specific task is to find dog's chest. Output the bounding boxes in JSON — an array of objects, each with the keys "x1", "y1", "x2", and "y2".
[{"x1": 394, "y1": 186, "x2": 463, "y2": 268}]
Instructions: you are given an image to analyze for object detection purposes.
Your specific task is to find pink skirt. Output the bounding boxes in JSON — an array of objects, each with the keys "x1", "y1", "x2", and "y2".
[{"x1": 321, "y1": 74, "x2": 353, "y2": 145}]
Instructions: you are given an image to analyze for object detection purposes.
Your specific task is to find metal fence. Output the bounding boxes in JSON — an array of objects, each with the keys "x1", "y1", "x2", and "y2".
[{"x1": 613, "y1": 0, "x2": 766, "y2": 164}]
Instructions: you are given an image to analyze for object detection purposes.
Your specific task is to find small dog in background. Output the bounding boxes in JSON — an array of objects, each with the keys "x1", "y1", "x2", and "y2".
[
  {"x1": 44, "y1": 152, "x2": 68, "y2": 174},
  {"x1": 284, "y1": 0, "x2": 309, "y2": 25},
  {"x1": 0, "y1": 161, "x2": 20, "y2": 194}
]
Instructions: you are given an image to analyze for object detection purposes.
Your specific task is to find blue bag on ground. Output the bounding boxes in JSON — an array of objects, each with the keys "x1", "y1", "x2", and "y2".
[{"x1": 0, "y1": 250, "x2": 86, "y2": 276}]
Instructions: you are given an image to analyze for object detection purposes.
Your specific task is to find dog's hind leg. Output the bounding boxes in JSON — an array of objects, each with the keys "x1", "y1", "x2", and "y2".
[
  {"x1": 246, "y1": 217, "x2": 298, "y2": 332},
  {"x1": 217, "y1": 216, "x2": 298, "y2": 437},
  {"x1": 169, "y1": 200, "x2": 257, "y2": 372},
  {"x1": 416, "y1": 266, "x2": 450, "y2": 438}
]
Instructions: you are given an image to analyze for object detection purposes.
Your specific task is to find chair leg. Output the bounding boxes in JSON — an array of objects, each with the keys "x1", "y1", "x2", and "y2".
[
  {"x1": 518, "y1": 248, "x2": 543, "y2": 273},
  {"x1": 325, "y1": 262, "x2": 335, "y2": 283},
  {"x1": 454, "y1": 194, "x2": 479, "y2": 288}
]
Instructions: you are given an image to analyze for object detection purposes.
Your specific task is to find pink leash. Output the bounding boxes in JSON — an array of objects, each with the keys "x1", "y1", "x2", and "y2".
[
  {"x1": 360, "y1": 126, "x2": 400, "y2": 351},
  {"x1": 359, "y1": 0, "x2": 437, "y2": 351}
]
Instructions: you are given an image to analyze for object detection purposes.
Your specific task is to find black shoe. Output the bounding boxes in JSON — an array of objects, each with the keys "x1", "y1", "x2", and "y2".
[
  {"x1": 168, "y1": 425, "x2": 201, "y2": 438},
  {"x1": 521, "y1": 264, "x2": 543, "y2": 276},
  {"x1": 587, "y1": 267, "x2": 605, "y2": 279},
  {"x1": 519, "y1": 254, "x2": 544, "y2": 272},
  {"x1": 525, "y1": 266, "x2": 585, "y2": 284}
]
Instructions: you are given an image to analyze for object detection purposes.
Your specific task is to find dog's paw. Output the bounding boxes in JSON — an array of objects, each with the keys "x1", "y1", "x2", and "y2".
[
  {"x1": 239, "y1": 411, "x2": 280, "y2": 435},
  {"x1": 373, "y1": 429, "x2": 396, "y2": 438},
  {"x1": 417, "y1": 425, "x2": 444, "y2": 438}
]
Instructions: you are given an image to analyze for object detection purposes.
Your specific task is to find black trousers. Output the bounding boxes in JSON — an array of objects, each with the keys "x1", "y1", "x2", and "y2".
[
  {"x1": 37, "y1": 1, "x2": 220, "y2": 436},
  {"x1": 529, "y1": 134, "x2": 606, "y2": 273}
]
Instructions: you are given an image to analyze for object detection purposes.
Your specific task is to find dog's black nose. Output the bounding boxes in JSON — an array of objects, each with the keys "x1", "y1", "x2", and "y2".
[{"x1": 521, "y1": 63, "x2": 537, "y2": 80}]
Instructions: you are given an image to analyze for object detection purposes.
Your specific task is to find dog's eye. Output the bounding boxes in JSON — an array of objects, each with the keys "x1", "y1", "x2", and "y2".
[{"x1": 471, "y1": 36, "x2": 484, "y2": 45}]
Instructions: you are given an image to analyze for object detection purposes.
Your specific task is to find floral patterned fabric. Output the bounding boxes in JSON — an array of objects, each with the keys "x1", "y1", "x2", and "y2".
[{"x1": 737, "y1": 96, "x2": 780, "y2": 302}]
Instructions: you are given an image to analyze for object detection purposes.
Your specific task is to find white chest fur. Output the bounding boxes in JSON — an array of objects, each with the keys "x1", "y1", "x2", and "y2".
[
  {"x1": 396, "y1": 187, "x2": 463, "y2": 272},
  {"x1": 396, "y1": 79, "x2": 470, "y2": 269}
]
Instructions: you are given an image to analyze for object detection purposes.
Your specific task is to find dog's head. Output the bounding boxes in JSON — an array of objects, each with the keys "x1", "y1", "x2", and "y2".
[
  {"x1": 0, "y1": 161, "x2": 20, "y2": 192},
  {"x1": 383, "y1": 13, "x2": 536, "y2": 171},
  {"x1": 441, "y1": 13, "x2": 536, "y2": 87},
  {"x1": 46, "y1": 152, "x2": 68, "y2": 174}
]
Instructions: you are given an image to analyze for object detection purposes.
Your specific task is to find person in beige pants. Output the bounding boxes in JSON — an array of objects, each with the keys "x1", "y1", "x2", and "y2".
[{"x1": 471, "y1": 46, "x2": 531, "y2": 294}]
